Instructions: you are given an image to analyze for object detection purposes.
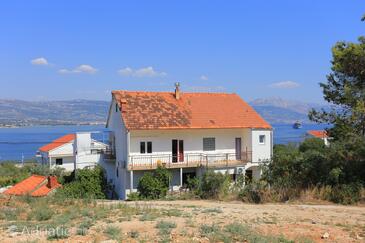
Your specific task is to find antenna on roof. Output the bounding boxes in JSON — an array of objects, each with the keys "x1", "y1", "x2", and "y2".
[{"x1": 175, "y1": 82, "x2": 181, "y2": 100}]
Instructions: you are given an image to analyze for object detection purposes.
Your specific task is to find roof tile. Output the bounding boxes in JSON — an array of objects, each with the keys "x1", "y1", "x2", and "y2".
[
  {"x1": 112, "y1": 91, "x2": 271, "y2": 130},
  {"x1": 39, "y1": 134, "x2": 75, "y2": 152}
]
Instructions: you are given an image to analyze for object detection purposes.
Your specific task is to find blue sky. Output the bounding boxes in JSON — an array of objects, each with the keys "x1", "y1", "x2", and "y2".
[{"x1": 0, "y1": 1, "x2": 363, "y2": 103}]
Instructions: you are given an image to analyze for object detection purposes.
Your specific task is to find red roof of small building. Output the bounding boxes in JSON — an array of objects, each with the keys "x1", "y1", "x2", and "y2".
[
  {"x1": 112, "y1": 91, "x2": 271, "y2": 130},
  {"x1": 3, "y1": 175, "x2": 61, "y2": 197},
  {"x1": 39, "y1": 134, "x2": 75, "y2": 152},
  {"x1": 307, "y1": 130, "x2": 329, "y2": 139}
]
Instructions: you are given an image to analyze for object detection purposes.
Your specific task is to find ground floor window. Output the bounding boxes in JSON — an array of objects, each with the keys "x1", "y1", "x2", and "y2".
[{"x1": 55, "y1": 158, "x2": 63, "y2": 165}]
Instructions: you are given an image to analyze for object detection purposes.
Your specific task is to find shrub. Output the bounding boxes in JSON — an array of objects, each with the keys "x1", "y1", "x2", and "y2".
[
  {"x1": 239, "y1": 181, "x2": 266, "y2": 204},
  {"x1": 56, "y1": 166, "x2": 107, "y2": 199},
  {"x1": 29, "y1": 206, "x2": 54, "y2": 221},
  {"x1": 104, "y1": 225, "x2": 122, "y2": 241},
  {"x1": 138, "y1": 166, "x2": 171, "y2": 199},
  {"x1": 126, "y1": 192, "x2": 140, "y2": 201},
  {"x1": 0, "y1": 162, "x2": 31, "y2": 187},
  {"x1": 199, "y1": 170, "x2": 231, "y2": 199},
  {"x1": 325, "y1": 183, "x2": 362, "y2": 205},
  {"x1": 155, "y1": 220, "x2": 177, "y2": 235}
]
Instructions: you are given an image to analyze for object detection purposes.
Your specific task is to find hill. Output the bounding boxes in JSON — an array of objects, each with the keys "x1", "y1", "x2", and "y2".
[
  {"x1": 0, "y1": 97, "x2": 326, "y2": 127},
  {"x1": 0, "y1": 99, "x2": 109, "y2": 127},
  {"x1": 249, "y1": 97, "x2": 326, "y2": 124}
]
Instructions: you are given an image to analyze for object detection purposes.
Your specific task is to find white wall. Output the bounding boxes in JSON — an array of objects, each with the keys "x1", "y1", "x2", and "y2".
[
  {"x1": 106, "y1": 98, "x2": 128, "y2": 199},
  {"x1": 48, "y1": 142, "x2": 74, "y2": 157},
  {"x1": 251, "y1": 129, "x2": 272, "y2": 163},
  {"x1": 50, "y1": 156, "x2": 74, "y2": 171},
  {"x1": 130, "y1": 128, "x2": 252, "y2": 157}
]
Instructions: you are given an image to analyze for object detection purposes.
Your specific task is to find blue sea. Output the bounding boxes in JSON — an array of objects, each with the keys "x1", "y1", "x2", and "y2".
[{"x1": 0, "y1": 124, "x2": 328, "y2": 162}]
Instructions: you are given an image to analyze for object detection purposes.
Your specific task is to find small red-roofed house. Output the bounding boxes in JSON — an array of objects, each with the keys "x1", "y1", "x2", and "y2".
[
  {"x1": 37, "y1": 133, "x2": 110, "y2": 171},
  {"x1": 306, "y1": 130, "x2": 331, "y2": 146},
  {"x1": 105, "y1": 84, "x2": 273, "y2": 199},
  {"x1": 3, "y1": 175, "x2": 61, "y2": 197}
]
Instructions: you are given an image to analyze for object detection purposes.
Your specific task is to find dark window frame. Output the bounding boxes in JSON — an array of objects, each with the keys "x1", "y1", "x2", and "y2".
[
  {"x1": 259, "y1": 135, "x2": 266, "y2": 144},
  {"x1": 147, "y1": 141, "x2": 152, "y2": 153},
  {"x1": 140, "y1": 142, "x2": 146, "y2": 154},
  {"x1": 203, "y1": 137, "x2": 216, "y2": 151},
  {"x1": 55, "y1": 158, "x2": 63, "y2": 165}
]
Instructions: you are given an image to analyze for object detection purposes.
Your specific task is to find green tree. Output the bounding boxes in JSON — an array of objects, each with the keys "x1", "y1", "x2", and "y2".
[{"x1": 309, "y1": 33, "x2": 365, "y2": 138}]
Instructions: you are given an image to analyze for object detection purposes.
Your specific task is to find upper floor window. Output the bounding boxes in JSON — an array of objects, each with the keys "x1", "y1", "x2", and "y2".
[
  {"x1": 147, "y1": 141, "x2": 152, "y2": 153},
  {"x1": 140, "y1": 141, "x2": 152, "y2": 153},
  {"x1": 115, "y1": 104, "x2": 119, "y2": 112},
  {"x1": 56, "y1": 158, "x2": 63, "y2": 165},
  {"x1": 259, "y1": 135, "x2": 266, "y2": 144},
  {"x1": 203, "y1": 137, "x2": 215, "y2": 151}
]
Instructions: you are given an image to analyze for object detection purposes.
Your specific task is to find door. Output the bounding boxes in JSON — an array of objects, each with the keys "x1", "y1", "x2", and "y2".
[
  {"x1": 179, "y1": 140, "x2": 184, "y2": 162},
  {"x1": 172, "y1": 139, "x2": 178, "y2": 162},
  {"x1": 172, "y1": 139, "x2": 184, "y2": 163},
  {"x1": 235, "y1": 138, "x2": 242, "y2": 160}
]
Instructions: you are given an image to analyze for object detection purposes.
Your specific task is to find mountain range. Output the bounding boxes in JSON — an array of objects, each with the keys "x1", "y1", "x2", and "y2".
[
  {"x1": 0, "y1": 97, "x2": 326, "y2": 127},
  {"x1": 249, "y1": 97, "x2": 327, "y2": 124}
]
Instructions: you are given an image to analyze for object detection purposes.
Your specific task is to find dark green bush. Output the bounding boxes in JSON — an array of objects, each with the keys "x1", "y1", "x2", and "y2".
[
  {"x1": 325, "y1": 183, "x2": 362, "y2": 205},
  {"x1": 138, "y1": 166, "x2": 171, "y2": 199},
  {"x1": 56, "y1": 166, "x2": 107, "y2": 199},
  {"x1": 199, "y1": 170, "x2": 231, "y2": 199}
]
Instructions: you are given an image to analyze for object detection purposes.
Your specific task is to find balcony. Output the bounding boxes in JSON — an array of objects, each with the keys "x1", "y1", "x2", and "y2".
[{"x1": 127, "y1": 151, "x2": 252, "y2": 171}]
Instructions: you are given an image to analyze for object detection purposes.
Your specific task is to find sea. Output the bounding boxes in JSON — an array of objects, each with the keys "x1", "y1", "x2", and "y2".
[{"x1": 0, "y1": 124, "x2": 329, "y2": 162}]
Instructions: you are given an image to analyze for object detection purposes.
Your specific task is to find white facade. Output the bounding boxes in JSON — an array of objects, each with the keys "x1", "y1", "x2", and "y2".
[
  {"x1": 106, "y1": 98, "x2": 273, "y2": 200},
  {"x1": 37, "y1": 134, "x2": 109, "y2": 172}
]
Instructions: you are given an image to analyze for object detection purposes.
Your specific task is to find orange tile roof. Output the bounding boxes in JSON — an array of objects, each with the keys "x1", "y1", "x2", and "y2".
[
  {"x1": 3, "y1": 175, "x2": 61, "y2": 197},
  {"x1": 112, "y1": 91, "x2": 271, "y2": 130},
  {"x1": 39, "y1": 134, "x2": 75, "y2": 152},
  {"x1": 31, "y1": 183, "x2": 61, "y2": 197},
  {"x1": 307, "y1": 130, "x2": 329, "y2": 139}
]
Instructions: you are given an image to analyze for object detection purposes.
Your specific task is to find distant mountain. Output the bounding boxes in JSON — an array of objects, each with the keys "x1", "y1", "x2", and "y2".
[
  {"x1": 0, "y1": 97, "x2": 326, "y2": 127},
  {"x1": 249, "y1": 97, "x2": 327, "y2": 124},
  {"x1": 0, "y1": 99, "x2": 109, "y2": 127}
]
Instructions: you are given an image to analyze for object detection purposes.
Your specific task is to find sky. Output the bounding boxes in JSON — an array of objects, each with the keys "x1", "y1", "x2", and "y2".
[{"x1": 0, "y1": 1, "x2": 364, "y2": 103}]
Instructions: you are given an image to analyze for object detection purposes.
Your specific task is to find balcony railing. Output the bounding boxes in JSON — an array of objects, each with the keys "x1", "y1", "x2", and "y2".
[
  {"x1": 90, "y1": 146, "x2": 116, "y2": 160},
  {"x1": 127, "y1": 151, "x2": 252, "y2": 170}
]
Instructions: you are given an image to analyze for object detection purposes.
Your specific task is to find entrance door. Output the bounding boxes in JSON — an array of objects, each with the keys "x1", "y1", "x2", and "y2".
[
  {"x1": 235, "y1": 138, "x2": 242, "y2": 160},
  {"x1": 172, "y1": 139, "x2": 184, "y2": 162}
]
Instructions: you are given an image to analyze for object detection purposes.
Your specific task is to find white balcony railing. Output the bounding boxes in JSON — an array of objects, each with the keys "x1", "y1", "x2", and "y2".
[{"x1": 127, "y1": 151, "x2": 252, "y2": 170}]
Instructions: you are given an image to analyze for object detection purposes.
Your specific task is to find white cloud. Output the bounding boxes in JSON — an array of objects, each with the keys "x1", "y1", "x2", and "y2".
[
  {"x1": 269, "y1": 81, "x2": 300, "y2": 89},
  {"x1": 58, "y1": 64, "x2": 98, "y2": 74},
  {"x1": 117, "y1": 66, "x2": 167, "y2": 77},
  {"x1": 117, "y1": 67, "x2": 133, "y2": 76},
  {"x1": 31, "y1": 57, "x2": 48, "y2": 66},
  {"x1": 200, "y1": 75, "x2": 208, "y2": 81}
]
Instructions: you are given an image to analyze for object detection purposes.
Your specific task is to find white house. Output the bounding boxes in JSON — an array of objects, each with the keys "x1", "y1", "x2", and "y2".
[
  {"x1": 106, "y1": 84, "x2": 273, "y2": 200},
  {"x1": 306, "y1": 130, "x2": 331, "y2": 146},
  {"x1": 37, "y1": 132, "x2": 114, "y2": 172}
]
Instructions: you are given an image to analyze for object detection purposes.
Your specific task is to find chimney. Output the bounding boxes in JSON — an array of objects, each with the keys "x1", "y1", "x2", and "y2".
[
  {"x1": 175, "y1": 82, "x2": 181, "y2": 100},
  {"x1": 47, "y1": 176, "x2": 58, "y2": 188}
]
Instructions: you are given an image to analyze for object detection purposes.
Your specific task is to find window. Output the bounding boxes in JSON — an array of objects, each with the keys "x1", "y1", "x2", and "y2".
[
  {"x1": 259, "y1": 135, "x2": 266, "y2": 144},
  {"x1": 203, "y1": 137, "x2": 215, "y2": 151},
  {"x1": 140, "y1": 141, "x2": 152, "y2": 154},
  {"x1": 140, "y1": 142, "x2": 146, "y2": 153},
  {"x1": 56, "y1": 158, "x2": 63, "y2": 165},
  {"x1": 147, "y1": 141, "x2": 152, "y2": 153}
]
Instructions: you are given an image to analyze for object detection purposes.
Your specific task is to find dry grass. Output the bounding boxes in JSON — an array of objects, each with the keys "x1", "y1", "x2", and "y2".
[{"x1": 0, "y1": 194, "x2": 364, "y2": 242}]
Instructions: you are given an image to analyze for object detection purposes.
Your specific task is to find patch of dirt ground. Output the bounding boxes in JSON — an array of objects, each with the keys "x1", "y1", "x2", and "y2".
[{"x1": 0, "y1": 199, "x2": 364, "y2": 242}]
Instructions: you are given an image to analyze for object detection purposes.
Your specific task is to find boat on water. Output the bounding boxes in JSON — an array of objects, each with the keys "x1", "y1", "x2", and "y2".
[{"x1": 293, "y1": 121, "x2": 302, "y2": 129}]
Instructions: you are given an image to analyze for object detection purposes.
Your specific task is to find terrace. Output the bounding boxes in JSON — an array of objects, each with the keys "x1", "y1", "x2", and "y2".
[{"x1": 127, "y1": 151, "x2": 252, "y2": 171}]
